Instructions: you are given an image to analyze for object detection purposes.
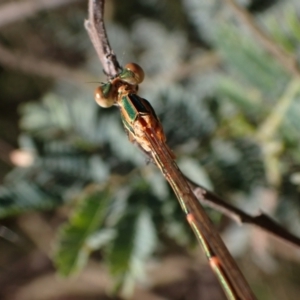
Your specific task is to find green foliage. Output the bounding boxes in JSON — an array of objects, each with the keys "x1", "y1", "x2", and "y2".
[
  {"x1": 107, "y1": 191, "x2": 157, "y2": 276},
  {"x1": 54, "y1": 182, "x2": 159, "y2": 289},
  {"x1": 214, "y1": 25, "x2": 289, "y2": 98},
  {"x1": 263, "y1": 3, "x2": 300, "y2": 56},
  {"x1": 2, "y1": 0, "x2": 300, "y2": 298},
  {"x1": 54, "y1": 185, "x2": 112, "y2": 276},
  {"x1": 107, "y1": 189, "x2": 158, "y2": 295},
  {"x1": 0, "y1": 167, "x2": 65, "y2": 218}
]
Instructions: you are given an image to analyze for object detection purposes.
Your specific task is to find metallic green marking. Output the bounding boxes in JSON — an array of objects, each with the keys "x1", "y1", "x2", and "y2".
[
  {"x1": 119, "y1": 68, "x2": 134, "y2": 81},
  {"x1": 121, "y1": 95, "x2": 137, "y2": 122},
  {"x1": 101, "y1": 82, "x2": 112, "y2": 98},
  {"x1": 120, "y1": 114, "x2": 134, "y2": 135}
]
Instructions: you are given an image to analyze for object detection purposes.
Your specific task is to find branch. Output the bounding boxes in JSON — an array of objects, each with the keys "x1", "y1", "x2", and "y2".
[
  {"x1": 0, "y1": 0, "x2": 83, "y2": 28},
  {"x1": 186, "y1": 177, "x2": 300, "y2": 249},
  {"x1": 224, "y1": 0, "x2": 300, "y2": 78},
  {"x1": 85, "y1": 0, "x2": 300, "y2": 252},
  {"x1": 0, "y1": 43, "x2": 91, "y2": 85},
  {"x1": 84, "y1": 0, "x2": 121, "y2": 79}
]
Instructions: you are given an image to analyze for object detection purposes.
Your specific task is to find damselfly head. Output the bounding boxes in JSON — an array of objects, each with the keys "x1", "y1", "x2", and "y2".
[
  {"x1": 94, "y1": 82, "x2": 115, "y2": 108},
  {"x1": 119, "y1": 63, "x2": 145, "y2": 85}
]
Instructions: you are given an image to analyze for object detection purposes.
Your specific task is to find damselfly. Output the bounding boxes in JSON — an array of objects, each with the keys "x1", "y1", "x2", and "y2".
[{"x1": 93, "y1": 62, "x2": 257, "y2": 300}]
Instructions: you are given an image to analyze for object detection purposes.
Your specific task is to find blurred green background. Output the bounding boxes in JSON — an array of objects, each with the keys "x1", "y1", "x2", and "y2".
[{"x1": 0, "y1": 0, "x2": 300, "y2": 299}]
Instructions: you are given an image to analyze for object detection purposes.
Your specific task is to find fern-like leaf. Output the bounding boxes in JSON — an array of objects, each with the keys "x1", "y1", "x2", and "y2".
[
  {"x1": 106, "y1": 188, "x2": 157, "y2": 296},
  {"x1": 54, "y1": 185, "x2": 111, "y2": 276}
]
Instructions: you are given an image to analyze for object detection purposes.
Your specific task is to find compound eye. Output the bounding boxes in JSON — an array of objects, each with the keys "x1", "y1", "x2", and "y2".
[
  {"x1": 94, "y1": 83, "x2": 115, "y2": 108},
  {"x1": 119, "y1": 62, "x2": 145, "y2": 85}
]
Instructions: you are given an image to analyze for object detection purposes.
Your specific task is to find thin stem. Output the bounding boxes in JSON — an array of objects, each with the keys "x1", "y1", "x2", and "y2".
[
  {"x1": 224, "y1": 0, "x2": 300, "y2": 78},
  {"x1": 256, "y1": 79, "x2": 300, "y2": 142},
  {"x1": 0, "y1": 43, "x2": 91, "y2": 85},
  {"x1": 85, "y1": 0, "x2": 121, "y2": 79},
  {"x1": 186, "y1": 178, "x2": 300, "y2": 249},
  {"x1": 0, "y1": 0, "x2": 82, "y2": 28}
]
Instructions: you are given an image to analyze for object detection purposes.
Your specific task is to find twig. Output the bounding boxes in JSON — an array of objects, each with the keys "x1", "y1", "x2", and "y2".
[
  {"x1": 224, "y1": 0, "x2": 300, "y2": 187},
  {"x1": 0, "y1": 0, "x2": 83, "y2": 28},
  {"x1": 85, "y1": 0, "x2": 300, "y2": 252},
  {"x1": 256, "y1": 78, "x2": 300, "y2": 142},
  {"x1": 224, "y1": 0, "x2": 300, "y2": 78},
  {"x1": 186, "y1": 178, "x2": 300, "y2": 249},
  {"x1": 0, "y1": 43, "x2": 91, "y2": 85},
  {"x1": 84, "y1": 0, "x2": 121, "y2": 79}
]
